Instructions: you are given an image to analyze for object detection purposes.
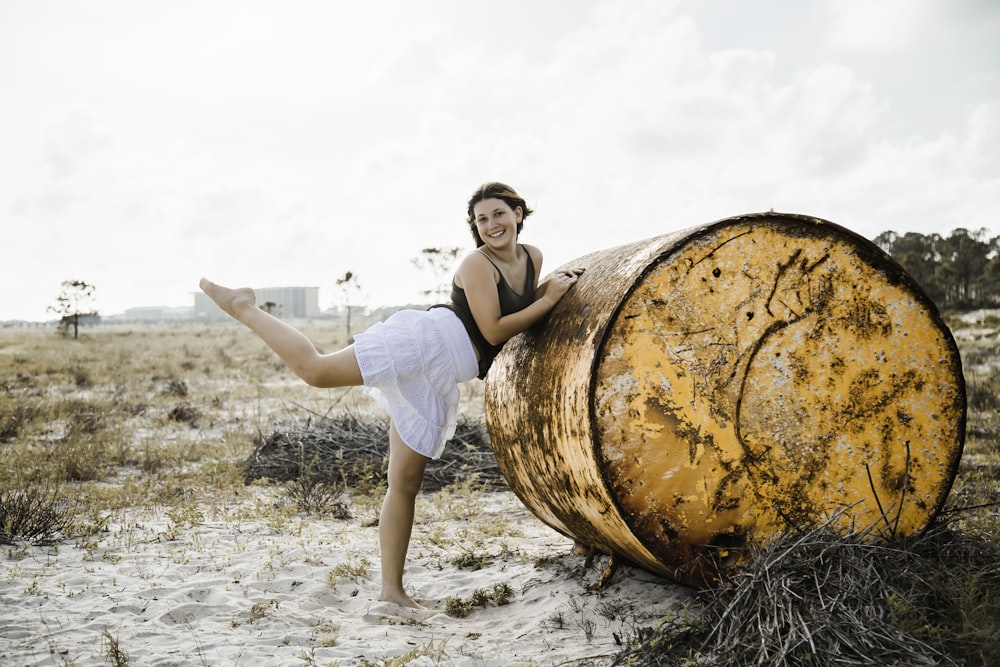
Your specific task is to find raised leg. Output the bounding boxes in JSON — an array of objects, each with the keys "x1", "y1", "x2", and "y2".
[
  {"x1": 199, "y1": 278, "x2": 363, "y2": 388},
  {"x1": 378, "y1": 422, "x2": 428, "y2": 608}
]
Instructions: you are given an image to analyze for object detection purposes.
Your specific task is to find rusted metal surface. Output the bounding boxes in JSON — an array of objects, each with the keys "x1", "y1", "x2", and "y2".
[{"x1": 485, "y1": 213, "x2": 966, "y2": 586}]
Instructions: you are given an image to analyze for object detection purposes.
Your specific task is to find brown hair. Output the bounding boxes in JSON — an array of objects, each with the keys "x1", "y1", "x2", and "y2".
[{"x1": 466, "y1": 182, "x2": 534, "y2": 247}]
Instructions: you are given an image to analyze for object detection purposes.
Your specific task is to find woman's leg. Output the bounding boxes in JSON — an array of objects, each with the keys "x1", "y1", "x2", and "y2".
[
  {"x1": 200, "y1": 279, "x2": 363, "y2": 388},
  {"x1": 378, "y1": 422, "x2": 428, "y2": 608}
]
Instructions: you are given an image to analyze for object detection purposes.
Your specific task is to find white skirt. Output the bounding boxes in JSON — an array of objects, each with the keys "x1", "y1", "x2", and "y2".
[{"x1": 353, "y1": 307, "x2": 479, "y2": 459}]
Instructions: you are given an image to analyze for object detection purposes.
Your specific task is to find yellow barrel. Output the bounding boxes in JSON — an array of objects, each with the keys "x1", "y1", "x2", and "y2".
[{"x1": 485, "y1": 212, "x2": 966, "y2": 586}]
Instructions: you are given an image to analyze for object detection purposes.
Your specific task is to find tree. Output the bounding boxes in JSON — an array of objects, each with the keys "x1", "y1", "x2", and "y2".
[
  {"x1": 877, "y1": 230, "x2": 947, "y2": 306},
  {"x1": 936, "y1": 228, "x2": 991, "y2": 308},
  {"x1": 336, "y1": 271, "x2": 362, "y2": 339},
  {"x1": 874, "y1": 228, "x2": 999, "y2": 311},
  {"x1": 412, "y1": 246, "x2": 462, "y2": 302},
  {"x1": 48, "y1": 279, "x2": 97, "y2": 339},
  {"x1": 978, "y1": 235, "x2": 1000, "y2": 306}
]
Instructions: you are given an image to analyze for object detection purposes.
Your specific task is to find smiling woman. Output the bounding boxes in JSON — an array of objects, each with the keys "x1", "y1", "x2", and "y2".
[{"x1": 200, "y1": 182, "x2": 583, "y2": 608}]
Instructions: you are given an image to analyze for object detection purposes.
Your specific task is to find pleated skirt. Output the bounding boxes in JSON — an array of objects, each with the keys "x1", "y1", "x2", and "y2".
[{"x1": 353, "y1": 307, "x2": 479, "y2": 459}]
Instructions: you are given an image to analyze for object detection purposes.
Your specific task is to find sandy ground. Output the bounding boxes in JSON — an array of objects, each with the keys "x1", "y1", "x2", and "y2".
[{"x1": 1, "y1": 487, "x2": 691, "y2": 666}]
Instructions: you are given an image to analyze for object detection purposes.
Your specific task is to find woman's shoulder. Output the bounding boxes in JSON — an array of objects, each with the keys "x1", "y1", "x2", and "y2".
[
  {"x1": 458, "y1": 248, "x2": 495, "y2": 269},
  {"x1": 521, "y1": 243, "x2": 543, "y2": 267},
  {"x1": 455, "y1": 248, "x2": 497, "y2": 287}
]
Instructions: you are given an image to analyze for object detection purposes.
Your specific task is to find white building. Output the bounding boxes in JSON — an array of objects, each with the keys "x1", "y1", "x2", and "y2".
[{"x1": 194, "y1": 286, "x2": 320, "y2": 321}]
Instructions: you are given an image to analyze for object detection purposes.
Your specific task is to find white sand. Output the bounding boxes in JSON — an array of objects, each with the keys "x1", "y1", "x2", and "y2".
[{"x1": 1, "y1": 487, "x2": 691, "y2": 666}]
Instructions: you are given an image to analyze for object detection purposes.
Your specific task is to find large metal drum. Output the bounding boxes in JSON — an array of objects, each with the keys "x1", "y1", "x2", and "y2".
[{"x1": 485, "y1": 212, "x2": 966, "y2": 586}]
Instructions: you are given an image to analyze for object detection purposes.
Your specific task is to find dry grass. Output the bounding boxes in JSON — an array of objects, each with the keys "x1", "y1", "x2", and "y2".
[
  {"x1": 0, "y1": 322, "x2": 366, "y2": 540},
  {"x1": 611, "y1": 517, "x2": 1000, "y2": 667},
  {"x1": 1, "y1": 315, "x2": 998, "y2": 666}
]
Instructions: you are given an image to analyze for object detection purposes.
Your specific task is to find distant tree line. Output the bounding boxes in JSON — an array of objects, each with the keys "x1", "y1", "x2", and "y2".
[{"x1": 874, "y1": 228, "x2": 1000, "y2": 311}]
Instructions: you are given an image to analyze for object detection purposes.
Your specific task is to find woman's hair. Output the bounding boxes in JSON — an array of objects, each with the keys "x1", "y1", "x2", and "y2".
[{"x1": 466, "y1": 182, "x2": 534, "y2": 247}]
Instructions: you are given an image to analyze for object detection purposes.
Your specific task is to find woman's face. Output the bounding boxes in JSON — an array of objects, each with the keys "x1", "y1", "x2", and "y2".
[{"x1": 473, "y1": 198, "x2": 522, "y2": 247}]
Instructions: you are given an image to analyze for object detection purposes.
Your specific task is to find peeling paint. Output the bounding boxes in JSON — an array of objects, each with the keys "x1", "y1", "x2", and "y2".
[{"x1": 485, "y1": 214, "x2": 965, "y2": 587}]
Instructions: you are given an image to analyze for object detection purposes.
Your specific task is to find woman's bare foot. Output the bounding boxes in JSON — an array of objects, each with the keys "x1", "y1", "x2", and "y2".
[
  {"x1": 378, "y1": 588, "x2": 425, "y2": 610},
  {"x1": 199, "y1": 278, "x2": 257, "y2": 320}
]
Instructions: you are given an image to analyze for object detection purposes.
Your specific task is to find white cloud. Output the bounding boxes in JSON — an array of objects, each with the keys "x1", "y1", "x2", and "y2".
[
  {"x1": 823, "y1": 0, "x2": 938, "y2": 53},
  {"x1": 1, "y1": 0, "x2": 997, "y2": 321}
]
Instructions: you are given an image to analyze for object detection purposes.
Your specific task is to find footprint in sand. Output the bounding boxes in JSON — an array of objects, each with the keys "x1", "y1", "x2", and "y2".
[
  {"x1": 362, "y1": 601, "x2": 448, "y2": 625},
  {"x1": 158, "y1": 603, "x2": 231, "y2": 626}
]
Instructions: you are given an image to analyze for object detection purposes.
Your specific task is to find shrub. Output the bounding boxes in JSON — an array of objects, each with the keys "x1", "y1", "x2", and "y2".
[
  {"x1": 0, "y1": 393, "x2": 40, "y2": 442},
  {"x1": 0, "y1": 481, "x2": 77, "y2": 544},
  {"x1": 444, "y1": 582, "x2": 516, "y2": 617},
  {"x1": 284, "y1": 467, "x2": 352, "y2": 518}
]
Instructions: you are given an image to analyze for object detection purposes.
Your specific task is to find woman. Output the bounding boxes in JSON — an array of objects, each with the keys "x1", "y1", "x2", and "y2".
[{"x1": 200, "y1": 182, "x2": 583, "y2": 608}]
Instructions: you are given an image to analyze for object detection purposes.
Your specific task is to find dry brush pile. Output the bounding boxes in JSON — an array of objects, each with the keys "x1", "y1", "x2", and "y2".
[
  {"x1": 243, "y1": 411, "x2": 506, "y2": 493},
  {"x1": 611, "y1": 515, "x2": 1000, "y2": 667}
]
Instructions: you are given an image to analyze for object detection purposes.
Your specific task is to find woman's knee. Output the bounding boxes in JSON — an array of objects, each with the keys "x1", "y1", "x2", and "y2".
[
  {"x1": 386, "y1": 427, "x2": 428, "y2": 497},
  {"x1": 387, "y1": 465, "x2": 424, "y2": 497}
]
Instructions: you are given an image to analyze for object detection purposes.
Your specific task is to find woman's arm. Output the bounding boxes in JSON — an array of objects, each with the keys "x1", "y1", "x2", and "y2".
[{"x1": 457, "y1": 247, "x2": 582, "y2": 346}]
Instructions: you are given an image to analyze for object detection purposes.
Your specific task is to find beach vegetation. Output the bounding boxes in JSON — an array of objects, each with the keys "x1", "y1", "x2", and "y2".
[
  {"x1": 444, "y1": 582, "x2": 515, "y2": 618},
  {"x1": 450, "y1": 548, "x2": 493, "y2": 571},
  {"x1": 246, "y1": 598, "x2": 280, "y2": 624},
  {"x1": 0, "y1": 480, "x2": 78, "y2": 544},
  {"x1": 283, "y1": 464, "x2": 352, "y2": 517},
  {"x1": 100, "y1": 627, "x2": 130, "y2": 666},
  {"x1": 360, "y1": 637, "x2": 450, "y2": 667},
  {"x1": 0, "y1": 311, "x2": 997, "y2": 665},
  {"x1": 311, "y1": 622, "x2": 341, "y2": 648},
  {"x1": 328, "y1": 554, "x2": 372, "y2": 582}
]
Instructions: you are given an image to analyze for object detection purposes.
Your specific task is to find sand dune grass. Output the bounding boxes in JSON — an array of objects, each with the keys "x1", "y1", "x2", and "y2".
[{"x1": 1, "y1": 318, "x2": 998, "y2": 665}]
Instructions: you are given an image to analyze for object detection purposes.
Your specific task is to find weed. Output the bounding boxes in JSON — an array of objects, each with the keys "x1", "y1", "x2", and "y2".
[
  {"x1": 0, "y1": 480, "x2": 77, "y2": 544},
  {"x1": 966, "y1": 370, "x2": 1000, "y2": 411},
  {"x1": 312, "y1": 621, "x2": 340, "y2": 648},
  {"x1": 470, "y1": 587, "x2": 491, "y2": 607},
  {"x1": 444, "y1": 595, "x2": 475, "y2": 618},
  {"x1": 168, "y1": 404, "x2": 198, "y2": 423},
  {"x1": 380, "y1": 638, "x2": 450, "y2": 666},
  {"x1": 491, "y1": 581, "x2": 514, "y2": 605},
  {"x1": 328, "y1": 555, "x2": 371, "y2": 583},
  {"x1": 100, "y1": 627, "x2": 130, "y2": 666},
  {"x1": 70, "y1": 366, "x2": 92, "y2": 388},
  {"x1": 444, "y1": 582, "x2": 517, "y2": 617},
  {"x1": 296, "y1": 647, "x2": 335, "y2": 666},
  {"x1": 284, "y1": 467, "x2": 351, "y2": 517},
  {"x1": 598, "y1": 599, "x2": 637, "y2": 621},
  {"x1": 246, "y1": 598, "x2": 279, "y2": 624},
  {"x1": 0, "y1": 393, "x2": 40, "y2": 442},
  {"x1": 451, "y1": 547, "x2": 493, "y2": 571},
  {"x1": 161, "y1": 377, "x2": 189, "y2": 398},
  {"x1": 547, "y1": 610, "x2": 567, "y2": 630},
  {"x1": 163, "y1": 500, "x2": 204, "y2": 541},
  {"x1": 55, "y1": 436, "x2": 113, "y2": 482}
]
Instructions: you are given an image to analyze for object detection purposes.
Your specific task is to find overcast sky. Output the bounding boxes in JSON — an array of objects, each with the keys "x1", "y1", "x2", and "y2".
[{"x1": 2, "y1": 0, "x2": 998, "y2": 322}]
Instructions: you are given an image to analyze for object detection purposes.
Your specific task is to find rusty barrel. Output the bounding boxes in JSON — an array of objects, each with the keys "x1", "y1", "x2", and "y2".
[{"x1": 485, "y1": 212, "x2": 966, "y2": 586}]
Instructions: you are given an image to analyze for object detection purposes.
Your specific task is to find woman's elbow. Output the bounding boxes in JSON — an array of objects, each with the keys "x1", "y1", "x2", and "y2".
[
  {"x1": 482, "y1": 330, "x2": 508, "y2": 347},
  {"x1": 294, "y1": 363, "x2": 327, "y2": 388}
]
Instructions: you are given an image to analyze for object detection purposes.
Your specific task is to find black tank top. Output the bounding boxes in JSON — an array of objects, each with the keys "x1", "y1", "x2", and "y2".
[{"x1": 438, "y1": 247, "x2": 536, "y2": 379}]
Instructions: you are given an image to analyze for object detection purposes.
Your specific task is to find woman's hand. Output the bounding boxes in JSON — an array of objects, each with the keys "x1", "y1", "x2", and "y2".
[{"x1": 539, "y1": 268, "x2": 584, "y2": 304}]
